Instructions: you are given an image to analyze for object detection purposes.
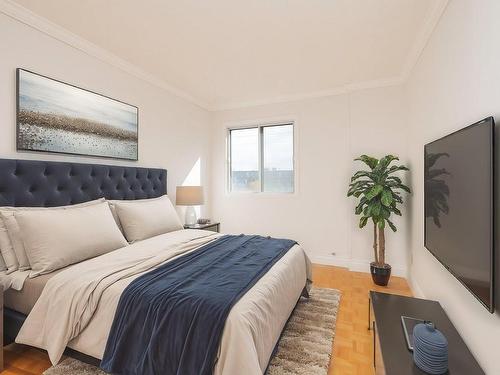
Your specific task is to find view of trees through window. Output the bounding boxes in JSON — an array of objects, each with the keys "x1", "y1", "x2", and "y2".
[{"x1": 229, "y1": 123, "x2": 294, "y2": 193}]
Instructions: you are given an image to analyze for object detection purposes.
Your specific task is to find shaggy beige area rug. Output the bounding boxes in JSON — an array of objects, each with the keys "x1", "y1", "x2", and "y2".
[
  {"x1": 267, "y1": 287, "x2": 340, "y2": 375},
  {"x1": 43, "y1": 287, "x2": 341, "y2": 375}
]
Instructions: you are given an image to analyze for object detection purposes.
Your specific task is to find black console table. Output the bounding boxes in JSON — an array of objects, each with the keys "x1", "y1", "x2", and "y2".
[{"x1": 368, "y1": 291, "x2": 484, "y2": 375}]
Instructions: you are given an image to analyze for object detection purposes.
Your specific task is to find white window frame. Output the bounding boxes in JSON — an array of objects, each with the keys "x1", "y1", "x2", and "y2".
[{"x1": 226, "y1": 120, "x2": 296, "y2": 194}]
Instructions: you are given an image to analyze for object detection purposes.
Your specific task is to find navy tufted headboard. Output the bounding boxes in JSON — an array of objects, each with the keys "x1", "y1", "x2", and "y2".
[{"x1": 0, "y1": 158, "x2": 167, "y2": 207}]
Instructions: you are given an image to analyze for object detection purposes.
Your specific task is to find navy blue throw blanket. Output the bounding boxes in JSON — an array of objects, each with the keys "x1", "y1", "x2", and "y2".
[{"x1": 100, "y1": 234, "x2": 296, "y2": 375}]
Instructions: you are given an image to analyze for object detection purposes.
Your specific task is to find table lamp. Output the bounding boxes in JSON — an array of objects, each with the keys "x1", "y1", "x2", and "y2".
[{"x1": 176, "y1": 186, "x2": 204, "y2": 225}]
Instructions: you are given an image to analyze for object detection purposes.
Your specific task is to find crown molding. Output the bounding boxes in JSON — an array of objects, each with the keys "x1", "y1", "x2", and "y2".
[
  {"x1": 399, "y1": 0, "x2": 449, "y2": 82},
  {"x1": 0, "y1": 0, "x2": 211, "y2": 110},
  {"x1": 211, "y1": 75, "x2": 405, "y2": 111},
  {"x1": 210, "y1": 0, "x2": 449, "y2": 111},
  {"x1": 1, "y1": 0, "x2": 448, "y2": 112}
]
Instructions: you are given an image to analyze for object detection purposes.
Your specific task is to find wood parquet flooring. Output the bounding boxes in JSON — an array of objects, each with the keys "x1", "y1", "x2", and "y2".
[
  {"x1": 2, "y1": 265, "x2": 412, "y2": 375},
  {"x1": 313, "y1": 265, "x2": 412, "y2": 375}
]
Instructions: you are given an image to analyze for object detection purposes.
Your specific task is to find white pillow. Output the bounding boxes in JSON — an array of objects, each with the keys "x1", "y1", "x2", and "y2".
[
  {"x1": 0, "y1": 250, "x2": 7, "y2": 272},
  {"x1": 2, "y1": 212, "x2": 31, "y2": 270},
  {"x1": 0, "y1": 218, "x2": 19, "y2": 273},
  {"x1": 0, "y1": 198, "x2": 105, "y2": 271},
  {"x1": 107, "y1": 196, "x2": 164, "y2": 234},
  {"x1": 110, "y1": 195, "x2": 183, "y2": 242},
  {"x1": 15, "y1": 201, "x2": 127, "y2": 277},
  {"x1": 107, "y1": 203, "x2": 123, "y2": 233}
]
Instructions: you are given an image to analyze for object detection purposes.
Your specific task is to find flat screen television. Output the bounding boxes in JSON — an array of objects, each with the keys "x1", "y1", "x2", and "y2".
[{"x1": 424, "y1": 117, "x2": 494, "y2": 313}]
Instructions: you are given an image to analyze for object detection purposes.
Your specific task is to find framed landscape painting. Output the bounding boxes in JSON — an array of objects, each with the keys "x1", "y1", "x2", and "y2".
[{"x1": 16, "y1": 69, "x2": 138, "y2": 160}]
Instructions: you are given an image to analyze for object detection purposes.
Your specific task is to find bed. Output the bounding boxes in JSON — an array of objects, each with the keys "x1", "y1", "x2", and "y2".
[{"x1": 0, "y1": 158, "x2": 310, "y2": 375}]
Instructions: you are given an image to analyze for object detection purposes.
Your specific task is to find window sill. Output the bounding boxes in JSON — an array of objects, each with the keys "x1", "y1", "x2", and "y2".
[{"x1": 225, "y1": 191, "x2": 298, "y2": 198}]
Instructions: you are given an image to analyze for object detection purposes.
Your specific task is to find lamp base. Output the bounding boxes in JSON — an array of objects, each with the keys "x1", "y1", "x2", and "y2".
[{"x1": 185, "y1": 206, "x2": 197, "y2": 225}]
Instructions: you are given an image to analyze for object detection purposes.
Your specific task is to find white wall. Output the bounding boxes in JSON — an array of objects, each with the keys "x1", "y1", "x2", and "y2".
[
  {"x1": 405, "y1": 0, "x2": 500, "y2": 372},
  {"x1": 0, "y1": 13, "x2": 211, "y2": 212},
  {"x1": 3, "y1": 1, "x2": 497, "y2": 371},
  {"x1": 210, "y1": 85, "x2": 410, "y2": 275}
]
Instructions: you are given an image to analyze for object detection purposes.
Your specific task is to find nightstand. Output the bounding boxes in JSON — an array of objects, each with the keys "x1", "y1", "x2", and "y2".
[{"x1": 184, "y1": 222, "x2": 220, "y2": 233}]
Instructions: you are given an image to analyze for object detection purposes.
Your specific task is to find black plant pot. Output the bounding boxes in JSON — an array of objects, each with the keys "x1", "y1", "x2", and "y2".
[{"x1": 370, "y1": 262, "x2": 392, "y2": 286}]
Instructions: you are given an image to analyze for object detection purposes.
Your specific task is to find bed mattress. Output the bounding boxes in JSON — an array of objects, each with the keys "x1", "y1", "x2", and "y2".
[
  {"x1": 4, "y1": 269, "x2": 63, "y2": 315},
  {"x1": 16, "y1": 229, "x2": 311, "y2": 375}
]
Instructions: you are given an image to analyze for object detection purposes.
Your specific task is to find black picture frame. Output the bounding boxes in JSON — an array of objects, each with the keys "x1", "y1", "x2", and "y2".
[{"x1": 16, "y1": 68, "x2": 139, "y2": 161}]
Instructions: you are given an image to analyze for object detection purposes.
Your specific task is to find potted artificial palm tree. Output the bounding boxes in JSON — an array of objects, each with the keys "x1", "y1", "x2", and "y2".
[{"x1": 347, "y1": 155, "x2": 411, "y2": 286}]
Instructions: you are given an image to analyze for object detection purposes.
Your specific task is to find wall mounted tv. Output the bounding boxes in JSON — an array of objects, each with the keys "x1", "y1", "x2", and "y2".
[{"x1": 424, "y1": 117, "x2": 494, "y2": 313}]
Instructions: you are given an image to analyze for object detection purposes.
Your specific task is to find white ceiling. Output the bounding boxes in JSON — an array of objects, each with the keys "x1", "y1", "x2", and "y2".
[{"x1": 7, "y1": 0, "x2": 447, "y2": 110}]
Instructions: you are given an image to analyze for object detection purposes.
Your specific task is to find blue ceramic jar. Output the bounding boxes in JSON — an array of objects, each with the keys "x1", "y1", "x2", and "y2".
[{"x1": 413, "y1": 322, "x2": 448, "y2": 374}]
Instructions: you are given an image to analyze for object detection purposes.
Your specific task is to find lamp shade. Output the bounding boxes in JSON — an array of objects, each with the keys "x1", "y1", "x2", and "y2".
[{"x1": 176, "y1": 186, "x2": 204, "y2": 206}]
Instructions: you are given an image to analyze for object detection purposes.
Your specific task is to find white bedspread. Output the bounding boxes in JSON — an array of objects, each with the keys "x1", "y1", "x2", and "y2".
[{"x1": 16, "y1": 229, "x2": 311, "y2": 375}]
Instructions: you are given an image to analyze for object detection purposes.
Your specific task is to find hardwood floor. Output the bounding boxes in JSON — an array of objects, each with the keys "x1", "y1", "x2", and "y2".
[
  {"x1": 3, "y1": 265, "x2": 412, "y2": 375},
  {"x1": 314, "y1": 265, "x2": 412, "y2": 375}
]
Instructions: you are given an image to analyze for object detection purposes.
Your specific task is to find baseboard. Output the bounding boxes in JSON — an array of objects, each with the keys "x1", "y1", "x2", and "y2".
[
  {"x1": 349, "y1": 259, "x2": 407, "y2": 278},
  {"x1": 308, "y1": 254, "x2": 351, "y2": 269},
  {"x1": 309, "y1": 255, "x2": 408, "y2": 278}
]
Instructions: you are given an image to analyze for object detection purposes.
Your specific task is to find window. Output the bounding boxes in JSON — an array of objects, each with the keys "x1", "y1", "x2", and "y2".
[{"x1": 228, "y1": 123, "x2": 294, "y2": 193}]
